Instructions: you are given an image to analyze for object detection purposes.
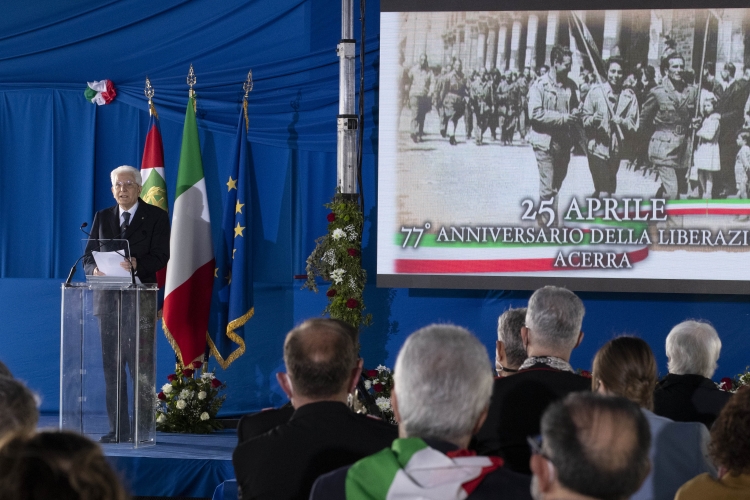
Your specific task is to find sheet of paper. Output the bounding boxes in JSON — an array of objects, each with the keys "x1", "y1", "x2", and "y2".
[{"x1": 91, "y1": 251, "x2": 131, "y2": 278}]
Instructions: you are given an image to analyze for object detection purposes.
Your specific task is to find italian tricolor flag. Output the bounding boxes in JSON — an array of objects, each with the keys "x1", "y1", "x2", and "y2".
[
  {"x1": 345, "y1": 438, "x2": 502, "y2": 499},
  {"x1": 162, "y1": 96, "x2": 215, "y2": 366},
  {"x1": 139, "y1": 110, "x2": 168, "y2": 288}
]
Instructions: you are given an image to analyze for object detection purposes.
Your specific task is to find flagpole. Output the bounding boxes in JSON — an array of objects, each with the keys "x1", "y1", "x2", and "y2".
[
  {"x1": 571, "y1": 12, "x2": 624, "y2": 141},
  {"x1": 684, "y1": 14, "x2": 712, "y2": 175}
]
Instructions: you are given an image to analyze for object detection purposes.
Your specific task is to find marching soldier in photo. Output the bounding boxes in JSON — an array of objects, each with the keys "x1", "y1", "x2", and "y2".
[
  {"x1": 582, "y1": 56, "x2": 640, "y2": 199},
  {"x1": 440, "y1": 59, "x2": 467, "y2": 146},
  {"x1": 470, "y1": 67, "x2": 494, "y2": 145},
  {"x1": 528, "y1": 45, "x2": 580, "y2": 225},
  {"x1": 405, "y1": 53, "x2": 432, "y2": 143},
  {"x1": 434, "y1": 62, "x2": 451, "y2": 138},
  {"x1": 464, "y1": 69, "x2": 478, "y2": 140},
  {"x1": 497, "y1": 71, "x2": 513, "y2": 144},
  {"x1": 640, "y1": 53, "x2": 699, "y2": 200}
]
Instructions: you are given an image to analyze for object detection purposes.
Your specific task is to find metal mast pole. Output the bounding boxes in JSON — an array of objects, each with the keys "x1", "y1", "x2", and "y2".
[{"x1": 337, "y1": 0, "x2": 358, "y2": 196}]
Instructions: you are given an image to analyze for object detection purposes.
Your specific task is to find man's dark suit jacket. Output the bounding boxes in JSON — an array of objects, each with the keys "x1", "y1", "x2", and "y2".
[
  {"x1": 236, "y1": 403, "x2": 294, "y2": 443},
  {"x1": 654, "y1": 373, "x2": 733, "y2": 429},
  {"x1": 472, "y1": 364, "x2": 591, "y2": 474},
  {"x1": 232, "y1": 401, "x2": 397, "y2": 500},
  {"x1": 310, "y1": 439, "x2": 532, "y2": 500},
  {"x1": 83, "y1": 199, "x2": 170, "y2": 287}
]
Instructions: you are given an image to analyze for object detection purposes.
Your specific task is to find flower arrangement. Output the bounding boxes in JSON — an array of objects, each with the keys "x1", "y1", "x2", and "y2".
[
  {"x1": 304, "y1": 195, "x2": 371, "y2": 328},
  {"x1": 155, "y1": 361, "x2": 227, "y2": 433},
  {"x1": 717, "y1": 366, "x2": 750, "y2": 393},
  {"x1": 361, "y1": 365, "x2": 396, "y2": 424}
]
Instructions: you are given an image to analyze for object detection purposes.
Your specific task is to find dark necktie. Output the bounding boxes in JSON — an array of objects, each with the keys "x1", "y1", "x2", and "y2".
[{"x1": 121, "y1": 212, "x2": 130, "y2": 233}]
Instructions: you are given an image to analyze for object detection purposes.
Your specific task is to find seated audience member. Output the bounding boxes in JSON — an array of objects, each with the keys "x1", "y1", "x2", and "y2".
[
  {"x1": 530, "y1": 392, "x2": 651, "y2": 500},
  {"x1": 0, "y1": 360, "x2": 12, "y2": 379},
  {"x1": 311, "y1": 324, "x2": 532, "y2": 500},
  {"x1": 0, "y1": 430, "x2": 129, "y2": 500},
  {"x1": 232, "y1": 318, "x2": 397, "y2": 500},
  {"x1": 593, "y1": 336, "x2": 715, "y2": 500},
  {"x1": 0, "y1": 376, "x2": 38, "y2": 447},
  {"x1": 236, "y1": 319, "x2": 369, "y2": 443},
  {"x1": 654, "y1": 320, "x2": 732, "y2": 428},
  {"x1": 473, "y1": 286, "x2": 590, "y2": 473},
  {"x1": 495, "y1": 307, "x2": 528, "y2": 376},
  {"x1": 675, "y1": 388, "x2": 750, "y2": 499}
]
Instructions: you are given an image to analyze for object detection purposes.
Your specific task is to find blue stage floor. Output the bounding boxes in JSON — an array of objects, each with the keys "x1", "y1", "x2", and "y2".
[{"x1": 39, "y1": 415, "x2": 236, "y2": 498}]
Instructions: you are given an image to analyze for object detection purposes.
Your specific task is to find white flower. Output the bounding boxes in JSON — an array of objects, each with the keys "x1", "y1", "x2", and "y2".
[
  {"x1": 162, "y1": 384, "x2": 173, "y2": 394},
  {"x1": 322, "y1": 249, "x2": 337, "y2": 265},
  {"x1": 376, "y1": 365, "x2": 390, "y2": 373},
  {"x1": 200, "y1": 372, "x2": 215, "y2": 381},
  {"x1": 332, "y1": 228, "x2": 346, "y2": 240},
  {"x1": 198, "y1": 391, "x2": 207, "y2": 400},
  {"x1": 375, "y1": 397, "x2": 391, "y2": 411},
  {"x1": 176, "y1": 400, "x2": 187, "y2": 410},
  {"x1": 364, "y1": 380, "x2": 372, "y2": 390},
  {"x1": 200, "y1": 412, "x2": 210, "y2": 421},
  {"x1": 157, "y1": 414, "x2": 166, "y2": 423},
  {"x1": 179, "y1": 389, "x2": 192, "y2": 399},
  {"x1": 344, "y1": 224, "x2": 357, "y2": 241},
  {"x1": 330, "y1": 268, "x2": 346, "y2": 284}
]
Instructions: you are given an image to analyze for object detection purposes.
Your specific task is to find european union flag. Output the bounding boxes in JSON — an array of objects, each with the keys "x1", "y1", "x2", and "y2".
[{"x1": 208, "y1": 107, "x2": 253, "y2": 368}]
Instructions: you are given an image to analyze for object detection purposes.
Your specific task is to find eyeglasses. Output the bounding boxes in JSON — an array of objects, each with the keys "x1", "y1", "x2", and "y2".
[
  {"x1": 114, "y1": 181, "x2": 138, "y2": 190},
  {"x1": 527, "y1": 435, "x2": 555, "y2": 464}
]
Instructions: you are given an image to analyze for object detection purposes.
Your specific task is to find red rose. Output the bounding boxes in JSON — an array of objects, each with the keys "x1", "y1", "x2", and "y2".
[
  {"x1": 327, "y1": 213, "x2": 336, "y2": 222},
  {"x1": 373, "y1": 383, "x2": 384, "y2": 392},
  {"x1": 326, "y1": 289, "x2": 337, "y2": 297},
  {"x1": 720, "y1": 377, "x2": 734, "y2": 391},
  {"x1": 167, "y1": 374, "x2": 176, "y2": 382},
  {"x1": 182, "y1": 369, "x2": 194, "y2": 377},
  {"x1": 211, "y1": 378, "x2": 222, "y2": 388},
  {"x1": 157, "y1": 392, "x2": 166, "y2": 400},
  {"x1": 366, "y1": 369, "x2": 379, "y2": 378},
  {"x1": 347, "y1": 248, "x2": 359, "y2": 257},
  {"x1": 191, "y1": 361, "x2": 203, "y2": 369},
  {"x1": 346, "y1": 298, "x2": 359, "y2": 308},
  {"x1": 579, "y1": 370, "x2": 592, "y2": 378}
]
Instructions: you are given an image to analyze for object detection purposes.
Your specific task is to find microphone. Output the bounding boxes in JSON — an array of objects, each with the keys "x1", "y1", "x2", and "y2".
[
  {"x1": 125, "y1": 231, "x2": 148, "y2": 287},
  {"x1": 64, "y1": 223, "x2": 130, "y2": 286},
  {"x1": 79, "y1": 222, "x2": 90, "y2": 236}
]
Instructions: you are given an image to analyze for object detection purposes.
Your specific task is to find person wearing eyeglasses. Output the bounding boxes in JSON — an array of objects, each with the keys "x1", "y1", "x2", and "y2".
[
  {"x1": 83, "y1": 165, "x2": 170, "y2": 443},
  {"x1": 495, "y1": 307, "x2": 527, "y2": 377},
  {"x1": 529, "y1": 392, "x2": 651, "y2": 500}
]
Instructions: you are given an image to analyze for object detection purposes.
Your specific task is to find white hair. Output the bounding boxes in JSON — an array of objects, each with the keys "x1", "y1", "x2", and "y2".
[
  {"x1": 525, "y1": 286, "x2": 585, "y2": 352},
  {"x1": 110, "y1": 165, "x2": 142, "y2": 186},
  {"x1": 394, "y1": 324, "x2": 493, "y2": 443},
  {"x1": 666, "y1": 320, "x2": 721, "y2": 378}
]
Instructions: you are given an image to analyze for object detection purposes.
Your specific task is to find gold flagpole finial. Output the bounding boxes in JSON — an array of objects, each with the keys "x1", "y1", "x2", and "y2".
[
  {"x1": 242, "y1": 69, "x2": 253, "y2": 131},
  {"x1": 144, "y1": 76, "x2": 158, "y2": 118}
]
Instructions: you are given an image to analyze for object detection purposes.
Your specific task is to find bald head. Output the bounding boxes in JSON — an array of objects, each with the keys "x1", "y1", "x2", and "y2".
[
  {"x1": 541, "y1": 392, "x2": 650, "y2": 500},
  {"x1": 283, "y1": 319, "x2": 358, "y2": 399}
]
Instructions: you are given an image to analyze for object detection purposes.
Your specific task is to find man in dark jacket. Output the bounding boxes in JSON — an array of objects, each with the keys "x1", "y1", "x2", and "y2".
[
  {"x1": 232, "y1": 319, "x2": 397, "y2": 500},
  {"x1": 473, "y1": 286, "x2": 590, "y2": 474}
]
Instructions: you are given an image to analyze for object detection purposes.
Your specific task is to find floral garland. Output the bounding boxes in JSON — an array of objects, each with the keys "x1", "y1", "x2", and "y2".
[
  {"x1": 155, "y1": 361, "x2": 227, "y2": 433},
  {"x1": 304, "y1": 195, "x2": 371, "y2": 328},
  {"x1": 361, "y1": 365, "x2": 396, "y2": 424},
  {"x1": 718, "y1": 366, "x2": 750, "y2": 393}
]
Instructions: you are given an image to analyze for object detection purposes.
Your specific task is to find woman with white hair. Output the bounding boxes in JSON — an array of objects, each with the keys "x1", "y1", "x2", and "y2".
[{"x1": 654, "y1": 320, "x2": 733, "y2": 428}]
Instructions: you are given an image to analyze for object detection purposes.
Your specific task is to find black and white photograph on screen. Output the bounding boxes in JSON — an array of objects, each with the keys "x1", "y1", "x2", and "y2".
[{"x1": 378, "y1": 8, "x2": 750, "y2": 291}]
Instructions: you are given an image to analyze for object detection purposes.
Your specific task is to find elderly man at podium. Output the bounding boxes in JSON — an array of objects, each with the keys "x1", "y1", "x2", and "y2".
[{"x1": 83, "y1": 165, "x2": 170, "y2": 443}]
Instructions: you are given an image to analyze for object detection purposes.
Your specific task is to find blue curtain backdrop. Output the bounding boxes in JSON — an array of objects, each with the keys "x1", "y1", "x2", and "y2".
[{"x1": 0, "y1": 0, "x2": 748, "y2": 416}]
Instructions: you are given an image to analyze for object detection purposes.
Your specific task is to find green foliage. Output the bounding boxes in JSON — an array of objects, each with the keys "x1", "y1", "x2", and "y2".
[
  {"x1": 155, "y1": 363, "x2": 227, "y2": 434},
  {"x1": 304, "y1": 195, "x2": 371, "y2": 328}
]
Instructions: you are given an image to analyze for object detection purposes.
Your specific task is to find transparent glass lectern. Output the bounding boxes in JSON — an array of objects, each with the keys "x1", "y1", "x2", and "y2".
[{"x1": 60, "y1": 281, "x2": 157, "y2": 447}]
